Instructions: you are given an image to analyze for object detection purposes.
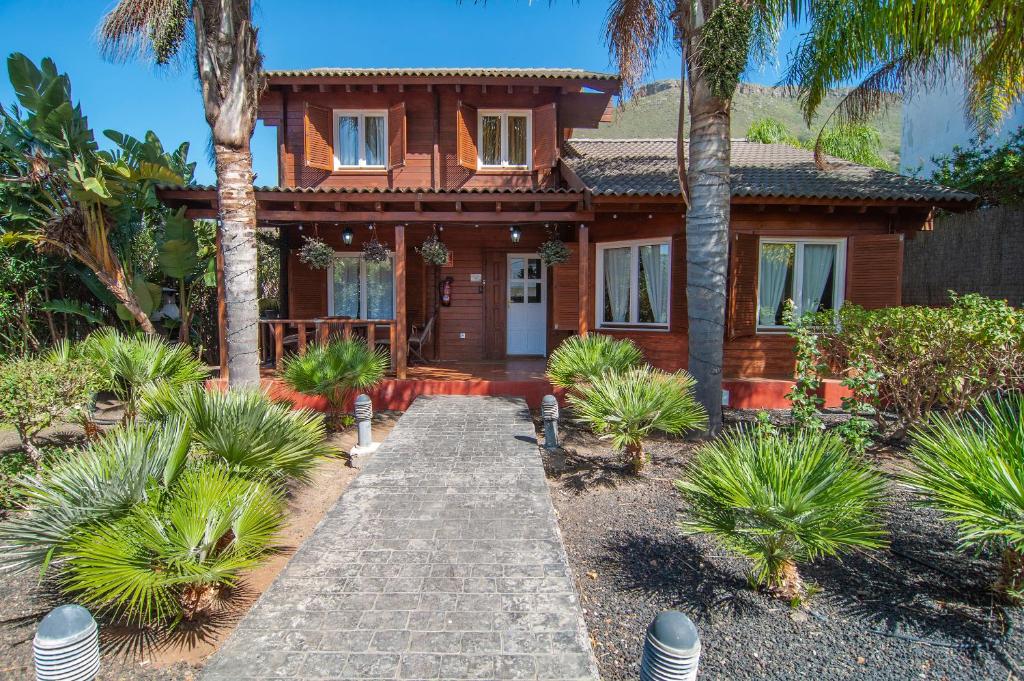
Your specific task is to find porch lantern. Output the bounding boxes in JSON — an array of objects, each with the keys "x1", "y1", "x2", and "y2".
[
  {"x1": 509, "y1": 225, "x2": 522, "y2": 244},
  {"x1": 342, "y1": 226, "x2": 354, "y2": 245}
]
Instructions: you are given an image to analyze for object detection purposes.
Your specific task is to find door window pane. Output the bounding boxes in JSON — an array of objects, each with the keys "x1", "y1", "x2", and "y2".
[
  {"x1": 527, "y1": 283, "x2": 542, "y2": 303},
  {"x1": 527, "y1": 258, "x2": 541, "y2": 280},
  {"x1": 510, "y1": 284, "x2": 524, "y2": 303},
  {"x1": 509, "y1": 257, "x2": 525, "y2": 281},
  {"x1": 366, "y1": 257, "x2": 394, "y2": 319},
  {"x1": 602, "y1": 247, "x2": 631, "y2": 323},
  {"x1": 482, "y1": 115, "x2": 501, "y2": 166},
  {"x1": 364, "y1": 115, "x2": 386, "y2": 166},
  {"x1": 508, "y1": 116, "x2": 527, "y2": 166},
  {"x1": 332, "y1": 256, "x2": 360, "y2": 317},
  {"x1": 338, "y1": 116, "x2": 359, "y2": 166}
]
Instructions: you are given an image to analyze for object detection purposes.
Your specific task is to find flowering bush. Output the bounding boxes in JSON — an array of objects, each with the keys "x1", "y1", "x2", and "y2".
[
  {"x1": 538, "y1": 237, "x2": 571, "y2": 266},
  {"x1": 298, "y1": 236, "x2": 334, "y2": 270},
  {"x1": 416, "y1": 233, "x2": 450, "y2": 266}
]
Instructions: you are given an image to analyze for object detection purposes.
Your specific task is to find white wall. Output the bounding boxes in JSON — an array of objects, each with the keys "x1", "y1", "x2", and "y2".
[{"x1": 901, "y1": 67, "x2": 1024, "y2": 177}]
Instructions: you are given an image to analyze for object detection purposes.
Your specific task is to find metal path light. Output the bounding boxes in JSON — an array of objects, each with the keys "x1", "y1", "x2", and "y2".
[
  {"x1": 33, "y1": 605, "x2": 100, "y2": 681},
  {"x1": 639, "y1": 611, "x2": 701, "y2": 681},
  {"x1": 349, "y1": 394, "x2": 380, "y2": 466},
  {"x1": 541, "y1": 394, "x2": 560, "y2": 450}
]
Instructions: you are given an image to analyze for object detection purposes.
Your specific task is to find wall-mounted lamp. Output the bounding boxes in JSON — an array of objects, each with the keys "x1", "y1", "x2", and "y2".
[
  {"x1": 342, "y1": 227, "x2": 354, "y2": 245},
  {"x1": 510, "y1": 225, "x2": 522, "y2": 244}
]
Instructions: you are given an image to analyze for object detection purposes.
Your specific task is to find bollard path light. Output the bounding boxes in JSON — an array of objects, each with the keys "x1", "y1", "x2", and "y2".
[
  {"x1": 33, "y1": 604, "x2": 100, "y2": 681},
  {"x1": 349, "y1": 393, "x2": 380, "y2": 466},
  {"x1": 541, "y1": 394, "x2": 560, "y2": 450},
  {"x1": 639, "y1": 610, "x2": 701, "y2": 681}
]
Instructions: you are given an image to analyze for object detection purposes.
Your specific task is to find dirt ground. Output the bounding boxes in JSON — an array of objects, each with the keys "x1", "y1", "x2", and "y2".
[{"x1": 0, "y1": 413, "x2": 398, "y2": 681}]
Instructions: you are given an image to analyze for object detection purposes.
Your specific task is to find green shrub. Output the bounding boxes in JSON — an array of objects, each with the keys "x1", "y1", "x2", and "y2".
[
  {"x1": 812, "y1": 294, "x2": 1024, "y2": 434},
  {"x1": 140, "y1": 384, "x2": 333, "y2": 482},
  {"x1": 82, "y1": 328, "x2": 209, "y2": 422},
  {"x1": 63, "y1": 462, "x2": 283, "y2": 625},
  {"x1": 903, "y1": 394, "x2": 1024, "y2": 601},
  {"x1": 0, "y1": 356, "x2": 97, "y2": 461},
  {"x1": 546, "y1": 334, "x2": 644, "y2": 391},
  {"x1": 568, "y1": 366, "x2": 707, "y2": 473},
  {"x1": 676, "y1": 428, "x2": 887, "y2": 600},
  {"x1": 280, "y1": 339, "x2": 389, "y2": 414}
]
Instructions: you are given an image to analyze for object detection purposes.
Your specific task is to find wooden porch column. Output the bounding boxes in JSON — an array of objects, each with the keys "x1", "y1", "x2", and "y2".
[
  {"x1": 395, "y1": 224, "x2": 408, "y2": 378},
  {"x1": 215, "y1": 229, "x2": 229, "y2": 377},
  {"x1": 578, "y1": 223, "x2": 590, "y2": 335}
]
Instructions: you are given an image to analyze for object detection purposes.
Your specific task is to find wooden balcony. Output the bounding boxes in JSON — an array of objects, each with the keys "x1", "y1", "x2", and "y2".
[{"x1": 258, "y1": 318, "x2": 404, "y2": 376}]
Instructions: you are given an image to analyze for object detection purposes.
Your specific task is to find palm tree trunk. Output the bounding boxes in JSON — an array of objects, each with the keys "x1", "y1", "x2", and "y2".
[
  {"x1": 213, "y1": 142, "x2": 261, "y2": 388},
  {"x1": 684, "y1": 73, "x2": 730, "y2": 436},
  {"x1": 998, "y1": 547, "x2": 1024, "y2": 603}
]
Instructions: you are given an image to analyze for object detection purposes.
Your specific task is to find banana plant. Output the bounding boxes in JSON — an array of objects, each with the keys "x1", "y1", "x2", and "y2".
[
  {"x1": 156, "y1": 208, "x2": 215, "y2": 343},
  {"x1": 0, "y1": 53, "x2": 194, "y2": 335}
]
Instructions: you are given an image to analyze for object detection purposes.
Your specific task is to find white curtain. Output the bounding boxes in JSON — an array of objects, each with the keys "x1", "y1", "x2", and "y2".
[
  {"x1": 366, "y1": 257, "x2": 394, "y2": 319},
  {"x1": 801, "y1": 244, "x2": 835, "y2": 315},
  {"x1": 604, "y1": 247, "x2": 631, "y2": 323},
  {"x1": 364, "y1": 116, "x2": 386, "y2": 166},
  {"x1": 758, "y1": 243, "x2": 793, "y2": 326},
  {"x1": 338, "y1": 116, "x2": 358, "y2": 166},
  {"x1": 333, "y1": 256, "x2": 360, "y2": 317},
  {"x1": 640, "y1": 244, "x2": 669, "y2": 324}
]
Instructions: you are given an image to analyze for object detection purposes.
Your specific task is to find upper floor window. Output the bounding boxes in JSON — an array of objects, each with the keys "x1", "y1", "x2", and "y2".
[
  {"x1": 478, "y1": 110, "x2": 531, "y2": 169},
  {"x1": 757, "y1": 238, "x2": 846, "y2": 330},
  {"x1": 335, "y1": 111, "x2": 387, "y2": 168},
  {"x1": 596, "y1": 238, "x2": 671, "y2": 329}
]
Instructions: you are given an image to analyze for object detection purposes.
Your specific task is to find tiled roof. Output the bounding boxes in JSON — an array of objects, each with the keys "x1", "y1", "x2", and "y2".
[
  {"x1": 265, "y1": 67, "x2": 618, "y2": 81},
  {"x1": 563, "y1": 139, "x2": 977, "y2": 204},
  {"x1": 160, "y1": 185, "x2": 579, "y2": 195}
]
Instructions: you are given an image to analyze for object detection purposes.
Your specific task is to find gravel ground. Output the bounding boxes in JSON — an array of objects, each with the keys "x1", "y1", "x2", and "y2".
[{"x1": 545, "y1": 419, "x2": 1023, "y2": 681}]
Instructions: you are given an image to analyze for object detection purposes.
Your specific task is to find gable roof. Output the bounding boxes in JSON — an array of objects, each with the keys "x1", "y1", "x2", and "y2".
[
  {"x1": 266, "y1": 67, "x2": 618, "y2": 83},
  {"x1": 563, "y1": 138, "x2": 977, "y2": 205}
]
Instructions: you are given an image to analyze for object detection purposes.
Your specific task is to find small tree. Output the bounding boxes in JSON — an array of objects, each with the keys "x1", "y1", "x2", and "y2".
[
  {"x1": 677, "y1": 427, "x2": 888, "y2": 601},
  {"x1": 568, "y1": 366, "x2": 707, "y2": 474},
  {"x1": 903, "y1": 394, "x2": 1024, "y2": 602},
  {"x1": 280, "y1": 339, "x2": 389, "y2": 425}
]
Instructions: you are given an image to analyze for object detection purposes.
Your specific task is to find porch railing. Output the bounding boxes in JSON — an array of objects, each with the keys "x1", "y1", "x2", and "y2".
[{"x1": 258, "y1": 318, "x2": 399, "y2": 372}]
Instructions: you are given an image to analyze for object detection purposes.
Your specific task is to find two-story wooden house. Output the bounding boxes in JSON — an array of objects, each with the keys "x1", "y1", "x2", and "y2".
[{"x1": 159, "y1": 66, "x2": 976, "y2": 409}]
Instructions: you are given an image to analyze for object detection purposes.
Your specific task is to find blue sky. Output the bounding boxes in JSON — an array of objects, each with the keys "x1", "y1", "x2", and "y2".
[{"x1": 0, "y1": 1, "x2": 805, "y2": 185}]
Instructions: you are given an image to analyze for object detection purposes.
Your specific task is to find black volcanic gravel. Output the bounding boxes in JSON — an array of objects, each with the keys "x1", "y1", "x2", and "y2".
[{"x1": 545, "y1": 423, "x2": 1023, "y2": 681}]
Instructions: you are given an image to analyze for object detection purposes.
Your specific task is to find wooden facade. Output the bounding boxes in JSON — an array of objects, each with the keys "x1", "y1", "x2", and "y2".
[{"x1": 158, "y1": 67, "x2": 971, "y2": 406}]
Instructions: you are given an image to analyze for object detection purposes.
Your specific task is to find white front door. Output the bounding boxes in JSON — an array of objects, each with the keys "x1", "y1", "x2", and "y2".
[{"x1": 506, "y1": 254, "x2": 546, "y2": 355}]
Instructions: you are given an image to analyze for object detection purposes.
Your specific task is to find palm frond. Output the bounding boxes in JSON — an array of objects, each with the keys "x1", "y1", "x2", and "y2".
[
  {"x1": 546, "y1": 334, "x2": 644, "y2": 390},
  {"x1": 98, "y1": 0, "x2": 191, "y2": 65},
  {"x1": 604, "y1": 0, "x2": 675, "y2": 91},
  {"x1": 280, "y1": 339, "x2": 390, "y2": 410}
]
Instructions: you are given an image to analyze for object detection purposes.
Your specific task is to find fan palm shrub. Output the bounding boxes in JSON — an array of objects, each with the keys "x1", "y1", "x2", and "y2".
[
  {"x1": 568, "y1": 366, "x2": 707, "y2": 473},
  {"x1": 140, "y1": 384, "x2": 333, "y2": 482},
  {"x1": 546, "y1": 334, "x2": 644, "y2": 392},
  {"x1": 903, "y1": 394, "x2": 1024, "y2": 602},
  {"x1": 82, "y1": 328, "x2": 209, "y2": 422},
  {"x1": 280, "y1": 339, "x2": 390, "y2": 421},
  {"x1": 63, "y1": 463, "x2": 283, "y2": 625},
  {"x1": 676, "y1": 428, "x2": 888, "y2": 600}
]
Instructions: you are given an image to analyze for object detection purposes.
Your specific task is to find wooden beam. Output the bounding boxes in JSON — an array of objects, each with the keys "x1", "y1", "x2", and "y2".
[
  {"x1": 578, "y1": 224, "x2": 590, "y2": 335},
  {"x1": 414, "y1": 200, "x2": 423, "y2": 212},
  {"x1": 334, "y1": 201, "x2": 345, "y2": 211},
  {"x1": 824, "y1": 205, "x2": 836, "y2": 214},
  {"x1": 372, "y1": 84, "x2": 379, "y2": 93},
  {"x1": 185, "y1": 209, "x2": 597, "y2": 223},
  {"x1": 481, "y1": 84, "x2": 487, "y2": 94},
  {"x1": 507, "y1": 85, "x2": 513, "y2": 94},
  {"x1": 345, "y1": 84, "x2": 352, "y2": 93},
  {"x1": 318, "y1": 84, "x2": 329, "y2": 93},
  {"x1": 455, "y1": 201, "x2": 463, "y2": 213},
  {"x1": 398, "y1": 84, "x2": 405, "y2": 92},
  {"x1": 159, "y1": 188, "x2": 588, "y2": 204},
  {"x1": 394, "y1": 224, "x2": 407, "y2": 379},
  {"x1": 495, "y1": 201, "x2": 502, "y2": 213},
  {"x1": 291, "y1": 84, "x2": 301, "y2": 93}
]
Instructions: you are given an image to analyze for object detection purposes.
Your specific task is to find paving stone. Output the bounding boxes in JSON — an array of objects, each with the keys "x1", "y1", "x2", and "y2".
[{"x1": 201, "y1": 396, "x2": 597, "y2": 680}]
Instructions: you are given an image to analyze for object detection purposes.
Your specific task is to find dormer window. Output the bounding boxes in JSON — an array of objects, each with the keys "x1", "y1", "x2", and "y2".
[
  {"x1": 478, "y1": 110, "x2": 531, "y2": 169},
  {"x1": 334, "y1": 111, "x2": 387, "y2": 168}
]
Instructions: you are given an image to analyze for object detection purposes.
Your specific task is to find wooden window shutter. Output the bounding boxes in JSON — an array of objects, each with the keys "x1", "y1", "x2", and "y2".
[
  {"x1": 551, "y1": 243, "x2": 580, "y2": 331},
  {"x1": 456, "y1": 102, "x2": 478, "y2": 171},
  {"x1": 846, "y1": 233, "x2": 905, "y2": 309},
  {"x1": 303, "y1": 103, "x2": 334, "y2": 171},
  {"x1": 388, "y1": 102, "x2": 406, "y2": 169},
  {"x1": 727, "y1": 232, "x2": 759, "y2": 340},
  {"x1": 532, "y1": 102, "x2": 557, "y2": 170}
]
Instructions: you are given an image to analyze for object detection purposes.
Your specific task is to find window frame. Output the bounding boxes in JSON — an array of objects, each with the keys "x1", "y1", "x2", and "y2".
[
  {"x1": 332, "y1": 110, "x2": 388, "y2": 170},
  {"x1": 755, "y1": 236, "x2": 847, "y2": 333},
  {"x1": 594, "y1": 237, "x2": 672, "y2": 331},
  {"x1": 477, "y1": 109, "x2": 533, "y2": 170},
  {"x1": 325, "y1": 251, "x2": 398, "y2": 320}
]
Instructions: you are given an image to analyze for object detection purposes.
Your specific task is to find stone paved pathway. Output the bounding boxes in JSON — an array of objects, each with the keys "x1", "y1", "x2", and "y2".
[{"x1": 203, "y1": 395, "x2": 598, "y2": 681}]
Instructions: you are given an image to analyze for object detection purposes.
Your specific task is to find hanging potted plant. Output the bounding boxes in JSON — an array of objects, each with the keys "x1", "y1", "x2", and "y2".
[
  {"x1": 416, "y1": 227, "x2": 449, "y2": 266},
  {"x1": 298, "y1": 235, "x2": 334, "y2": 270},
  {"x1": 538, "y1": 227, "x2": 571, "y2": 266},
  {"x1": 363, "y1": 223, "x2": 390, "y2": 263}
]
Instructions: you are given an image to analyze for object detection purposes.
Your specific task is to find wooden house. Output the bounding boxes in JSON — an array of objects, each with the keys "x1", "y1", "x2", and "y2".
[{"x1": 158, "y1": 67, "x2": 976, "y2": 409}]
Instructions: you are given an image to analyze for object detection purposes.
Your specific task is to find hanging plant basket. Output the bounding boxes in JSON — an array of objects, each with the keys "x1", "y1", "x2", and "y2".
[
  {"x1": 362, "y1": 226, "x2": 390, "y2": 263},
  {"x1": 416, "y1": 233, "x2": 450, "y2": 266},
  {"x1": 538, "y1": 236, "x2": 571, "y2": 266},
  {"x1": 298, "y1": 236, "x2": 334, "y2": 270}
]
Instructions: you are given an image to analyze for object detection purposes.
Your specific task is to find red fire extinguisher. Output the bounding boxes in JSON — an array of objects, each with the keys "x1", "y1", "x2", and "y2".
[{"x1": 439, "y1": 276, "x2": 454, "y2": 307}]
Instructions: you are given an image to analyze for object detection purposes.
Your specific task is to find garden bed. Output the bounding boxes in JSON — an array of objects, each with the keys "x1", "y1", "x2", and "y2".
[
  {"x1": 545, "y1": 415, "x2": 1023, "y2": 680},
  {"x1": 0, "y1": 413, "x2": 398, "y2": 680}
]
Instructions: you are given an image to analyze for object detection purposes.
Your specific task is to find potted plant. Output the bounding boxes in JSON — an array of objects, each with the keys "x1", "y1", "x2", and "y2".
[
  {"x1": 298, "y1": 235, "x2": 334, "y2": 270},
  {"x1": 363, "y1": 224, "x2": 390, "y2": 263},
  {"x1": 538, "y1": 233, "x2": 571, "y2": 266},
  {"x1": 416, "y1": 231, "x2": 449, "y2": 266}
]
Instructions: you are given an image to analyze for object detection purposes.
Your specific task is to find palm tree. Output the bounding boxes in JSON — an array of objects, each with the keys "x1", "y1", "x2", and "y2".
[
  {"x1": 98, "y1": 0, "x2": 264, "y2": 387},
  {"x1": 605, "y1": 0, "x2": 795, "y2": 435},
  {"x1": 787, "y1": 0, "x2": 1024, "y2": 165}
]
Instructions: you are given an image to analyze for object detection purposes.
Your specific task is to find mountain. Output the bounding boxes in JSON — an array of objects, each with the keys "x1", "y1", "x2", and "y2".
[{"x1": 579, "y1": 81, "x2": 903, "y2": 165}]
